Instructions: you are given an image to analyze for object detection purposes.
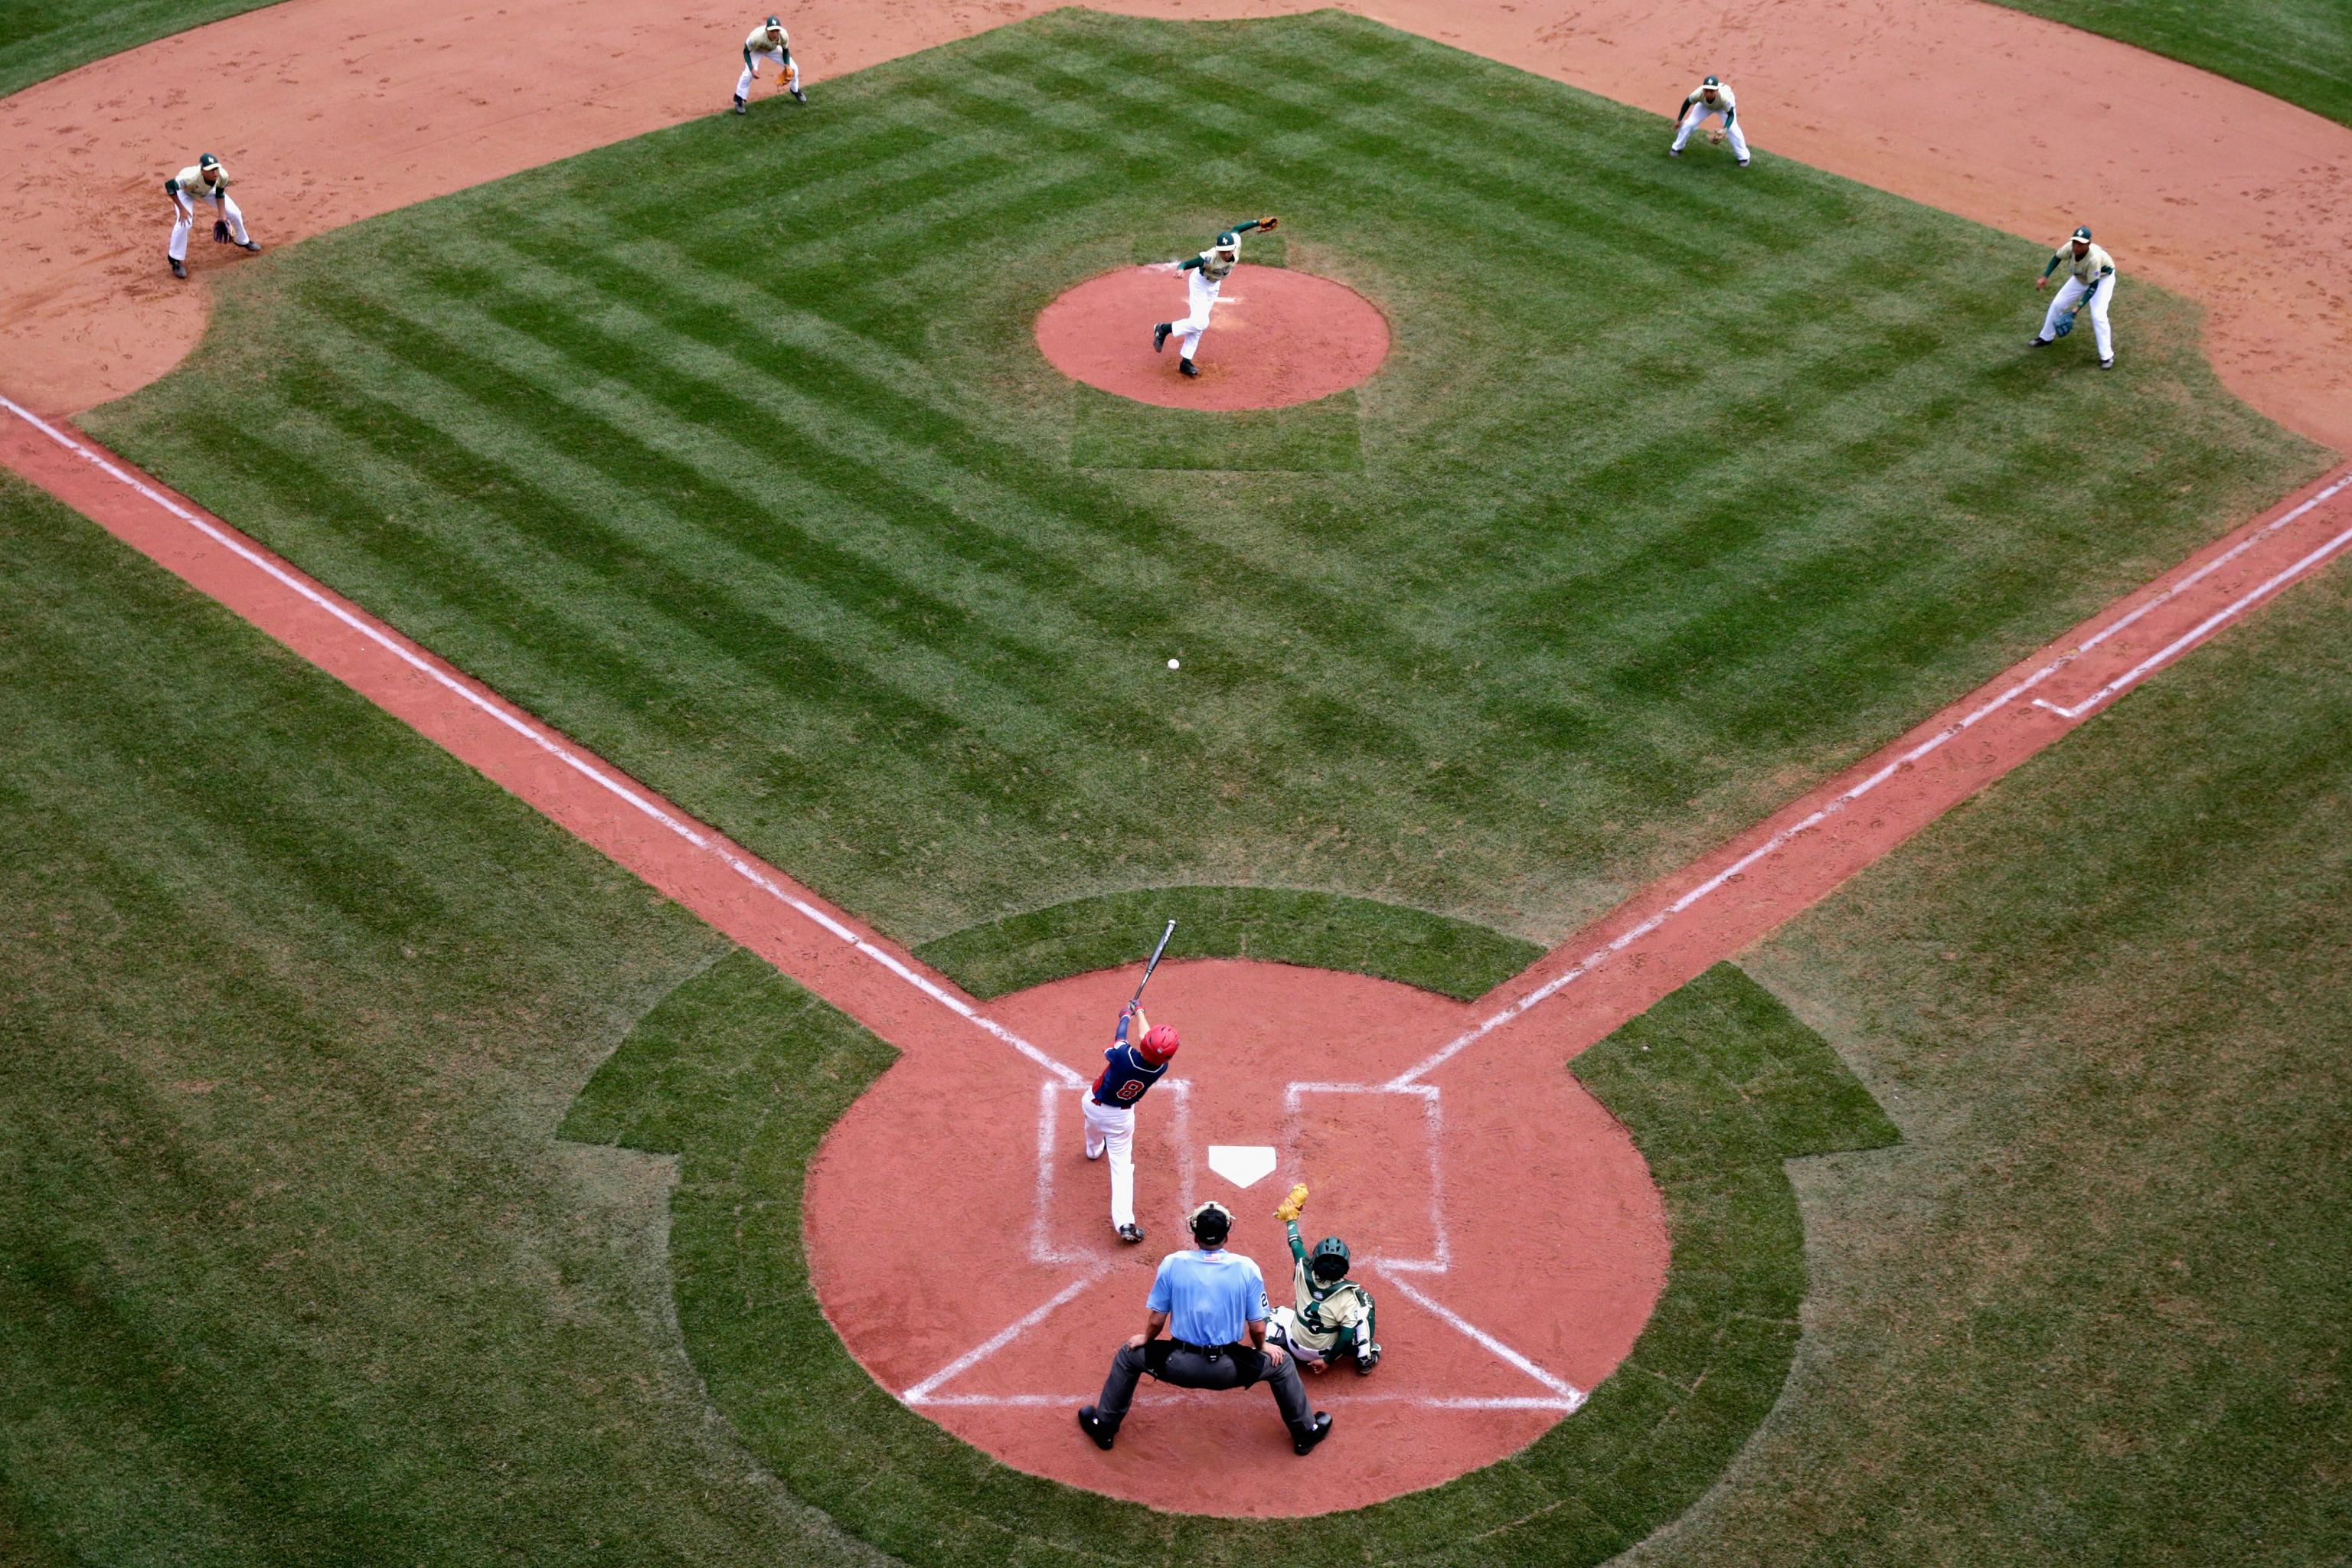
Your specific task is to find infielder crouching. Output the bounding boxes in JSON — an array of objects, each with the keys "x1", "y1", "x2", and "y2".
[
  {"x1": 733, "y1": 15, "x2": 807, "y2": 114},
  {"x1": 165, "y1": 153, "x2": 259, "y2": 279},
  {"x1": 2029, "y1": 224, "x2": 2118, "y2": 369},
  {"x1": 1149, "y1": 216, "x2": 1278, "y2": 378},
  {"x1": 1083, "y1": 1001, "x2": 1178, "y2": 1243},
  {"x1": 1668, "y1": 76, "x2": 1749, "y2": 166}
]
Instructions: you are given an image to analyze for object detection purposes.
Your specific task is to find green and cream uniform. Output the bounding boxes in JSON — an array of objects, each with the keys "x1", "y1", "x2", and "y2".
[
  {"x1": 733, "y1": 16, "x2": 804, "y2": 112},
  {"x1": 1268, "y1": 1221, "x2": 1379, "y2": 1373},
  {"x1": 1153, "y1": 216, "x2": 1272, "y2": 370},
  {"x1": 163, "y1": 154, "x2": 256, "y2": 274},
  {"x1": 2034, "y1": 227, "x2": 2118, "y2": 366}
]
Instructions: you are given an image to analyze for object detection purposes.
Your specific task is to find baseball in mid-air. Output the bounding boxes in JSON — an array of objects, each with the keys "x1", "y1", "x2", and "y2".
[{"x1": 1168, "y1": 658, "x2": 1180, "y2": 669}]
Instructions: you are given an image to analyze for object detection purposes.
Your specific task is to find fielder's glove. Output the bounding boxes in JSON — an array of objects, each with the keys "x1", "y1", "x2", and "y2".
[
  {"x1": 1273, "y1": 1183, "x2": 1308, "y2": 1223},
  {"x1": 1706, "y1": 128, "x2": 1726, "y2": 145},
  {"x1": 213, "y1": 218, "x2": 231, "y2": 243},
  {"x1": 2053, "y1": 310, "x2": 2076, "y2": 338},
  {"x1": 1257, "y1": 215, "x2": 1279, "y2": 232}
]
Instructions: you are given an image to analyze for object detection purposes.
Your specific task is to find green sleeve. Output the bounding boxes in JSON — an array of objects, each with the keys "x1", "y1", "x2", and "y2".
[
  {"x1": 1285, "y1": 1220, "x2": 1306, "y2": 1264},
  {"x1": 1227, "y1": 217, "x2": 1266, "y2": 237},
  {"x1": 2041, "y1": 253, "x2": 2063, "y2": 279}
]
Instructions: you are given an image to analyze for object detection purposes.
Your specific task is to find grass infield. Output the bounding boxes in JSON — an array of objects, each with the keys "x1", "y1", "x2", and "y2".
[
  {"x1": 89, "y1": 8, "x2": 2328, "y2": 950},
  {"x1": 567, "y1": 935, "x2": 1896, "y2": 1566}
]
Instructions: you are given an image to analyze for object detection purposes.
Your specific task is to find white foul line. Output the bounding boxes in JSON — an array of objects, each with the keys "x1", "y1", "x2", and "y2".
[
  {"x1": 1390, "y1": 469, "x2": 2352, "y2": 1087},
  {"x1": 0, "y1": 396, "x2": 1083, "y2": 1093},
  {"x1": 910, "y1": 1392, "x2": 1580, "y2": 1410},
  {"x1": 901, "y1": 1270, "x2": 1103, "y2": 1405},
  {"x1": 1377, "y1": 1268, "x2": 1586, "y2": 1410}
]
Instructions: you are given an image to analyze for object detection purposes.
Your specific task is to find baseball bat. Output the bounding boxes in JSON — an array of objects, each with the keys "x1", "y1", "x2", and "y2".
[{"x1": 1129, "y1": 920, "x2": 1177, "y2": 1008}]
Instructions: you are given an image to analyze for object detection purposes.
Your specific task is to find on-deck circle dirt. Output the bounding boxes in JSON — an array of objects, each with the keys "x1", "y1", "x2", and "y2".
[
  {"x1": 1034, "y1": 265, "x2": 1391, "y2": 410},
  {"x1": 802, "y1": 956, "x2": 1671, "y2": 1517}
]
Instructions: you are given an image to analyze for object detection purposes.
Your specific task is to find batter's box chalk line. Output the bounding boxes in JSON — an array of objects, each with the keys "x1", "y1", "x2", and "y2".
[{"x1": 907, "y1": 1077, "x2": 1583, "y2": 1413}]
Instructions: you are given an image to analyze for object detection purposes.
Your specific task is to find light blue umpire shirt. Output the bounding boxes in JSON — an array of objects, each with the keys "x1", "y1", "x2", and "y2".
[{"x1": 1146, "y1": 1247, "x2": 1272, "y2": 1348}]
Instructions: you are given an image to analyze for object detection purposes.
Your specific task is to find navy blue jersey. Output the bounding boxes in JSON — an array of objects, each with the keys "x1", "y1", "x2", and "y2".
[{"x1": 1093, "y1": 1026, "x2": 1171, "y2": 1108}]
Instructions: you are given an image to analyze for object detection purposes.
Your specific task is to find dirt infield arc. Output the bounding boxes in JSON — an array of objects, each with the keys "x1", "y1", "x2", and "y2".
[{"x1": 5, "y1": 395, "x2": 2347, "y2": 1510}]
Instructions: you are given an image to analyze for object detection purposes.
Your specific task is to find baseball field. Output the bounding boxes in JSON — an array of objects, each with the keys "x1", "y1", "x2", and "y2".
[{"x1": 2, "y1": 0, "x2": 2348, "y2": 1563}]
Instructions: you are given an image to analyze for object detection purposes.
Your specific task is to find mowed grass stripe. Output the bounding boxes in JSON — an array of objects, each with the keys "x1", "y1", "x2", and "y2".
[{"x1": 91, "y1": 10, "x2": 2326, "y2": 940}]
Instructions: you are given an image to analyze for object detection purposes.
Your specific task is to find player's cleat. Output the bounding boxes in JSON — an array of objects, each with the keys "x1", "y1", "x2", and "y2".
[
  {"x1": 169, "y1": 256, "x2": 188, "y2": 278},
  {"x1": 237, "y1": 240, "x2": 261, "y2": 253},
  {"x1": 2099, "y1": 357, "x2": 2115, "y2": 370},
  {"x1": 1667, "y1": 145, "x2": 1681, "y2": 157},
  {"x1": 1354, "y1": 1344, "x2": 1381, "y2": 1376},
  {"x1": 733, "y1": 96, "x2": 747, "y2": 115},
  {"x1": 791, "y1": 87, "x2": 808, "y2": 103},
  {"x1": 2027, "y1": 336, "x2": 2052, "y2": 348},
  {"x1": 1737, "y1": 159, "x2": 1752, "y2": 168},
  {"x1": 1292, "y1": 1413, "x2": 1334, "y2": 1455},
  {"x1": 1084, "y1": 1144, "x2": 1103, "y2": 1161},
  {"x1": 1178, "y1": 358, "x2": 1200, "y2": 377},
  {"x1": 1152, "y1": 322, "x2": 1171, "y2": 353},
  {"x1": 1076, "y1": 1406, "x2": 1117, "y2": 1450},
  {"x1": 1116, "y1": 1223, "x2": 1145, "y2": 1243}
]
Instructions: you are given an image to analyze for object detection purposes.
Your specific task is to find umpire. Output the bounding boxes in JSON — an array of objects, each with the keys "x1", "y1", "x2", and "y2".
[{"x1": 1078, "y1": 1200, "x2": 1333, "y2": 1455}]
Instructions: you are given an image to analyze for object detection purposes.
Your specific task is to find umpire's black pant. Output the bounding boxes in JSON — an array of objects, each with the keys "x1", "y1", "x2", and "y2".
[{"x1": 1095, "y1": 1338, "x2": 1313, "y2": 1435}]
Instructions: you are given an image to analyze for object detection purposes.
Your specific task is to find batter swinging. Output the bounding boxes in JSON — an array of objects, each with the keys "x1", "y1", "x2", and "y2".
[
  {"x1": 1148, "y1": 216, "x2": 1278, "y2": 378},
  {"x1": 1083, "y1": 1002, "x2": 1178, "y2": 1243}
]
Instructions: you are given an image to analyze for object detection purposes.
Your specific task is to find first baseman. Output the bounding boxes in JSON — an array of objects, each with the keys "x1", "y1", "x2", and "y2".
[
  {"x1": 1668, "y1": 76, "x2": 1749, "y2": 166},
  {"x1": 164, "y1": 153, "x2": 259, "y2": 279},
  {"x1": 1148, "y1": 216, "x2": 1278, "y2": 377},
  {"x1": 733, "y1": 15, "x2": 807, "y2": 114},
  {"x1": 2029, "y1": 225, "x2": 2118, "y2": 369},
  {"x1": 1083, "y1": 1001, "x2": 1179, "y2": 1243}
]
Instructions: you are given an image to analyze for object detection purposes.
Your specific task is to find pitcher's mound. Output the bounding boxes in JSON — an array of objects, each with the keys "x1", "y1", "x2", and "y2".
[{"x1": 1037, "y1": 264, "x2": 1390, "y2": 410}]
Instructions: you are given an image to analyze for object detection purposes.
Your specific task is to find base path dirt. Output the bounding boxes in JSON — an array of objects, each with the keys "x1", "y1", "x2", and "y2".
[
  {"x1": 1037, "y1": 264, "x2": 1390, "y2": 409},
  {"x1": 2, "y1": 0, "x2": 2347, "y2": 448},
  {"x1": 6, "y1": 392, "x2": 2345, "y2": 1511}
]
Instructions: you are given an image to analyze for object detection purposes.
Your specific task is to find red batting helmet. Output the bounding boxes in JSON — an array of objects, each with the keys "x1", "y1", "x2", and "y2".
[{"x1": 1138, "y1": 1024, "x2": 1181, "y2": 1064}]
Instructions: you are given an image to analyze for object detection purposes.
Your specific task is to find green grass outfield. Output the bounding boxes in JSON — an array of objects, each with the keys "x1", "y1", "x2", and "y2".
[
  {"x1": 1983, "y1": 0, "x2": 2352, "y2": 128},
  {"x1": 89, "y1": 8, "x2": 2328, "y2": 949},
  {"x1": 0, "y1": 0, "x2": 285, "y2": 98}
]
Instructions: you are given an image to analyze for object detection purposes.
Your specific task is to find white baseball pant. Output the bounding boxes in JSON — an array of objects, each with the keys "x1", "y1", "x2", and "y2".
[
  {"x1": 2040, "y1": 273, "x2": 2115, "y2": 361},
  {"x1": 1671, "y1": 104, "x2": 1749, "y2": 163},
  {"x1": 737, "y1": 55, "x2": 801, "y2": 101},
  {"x1": 170, "y1": 191, "x2": 250, "y2": 263},
  {"x1": 1172, "y1": 269, "x2": 1223, "y2": 361},
  {"x1": 1080, "y1": 1093, "x2": 1136, "y2": 1230}
]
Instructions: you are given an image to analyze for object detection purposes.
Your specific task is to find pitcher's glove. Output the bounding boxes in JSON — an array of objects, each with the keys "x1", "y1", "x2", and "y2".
[
  {"x1": 1273, "y1": 1183, "x2": 1309, "y2": 1223},
  {"x1": 213, "y1": 218, "x2": 231, "y2": 243},
  {"x1": 1257, "y1": 215, "x2": 1279, "y2": 232}
]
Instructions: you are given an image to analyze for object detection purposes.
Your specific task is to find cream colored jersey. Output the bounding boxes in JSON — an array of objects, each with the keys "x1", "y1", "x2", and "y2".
[
  {"x1": 169, "y1": 164, "x2": 228, "y2": 201},
  {"x1": 1685, "y1": 83, "x2": 1736, "y2": 116},
  {"x1": 1196, "y1": 247, "x2": 1237, "y2": 281},
  {"x1": 745, "y1": 24, "x2": 789, "y2": 57},
  {"x1": 1274, "y1": 1265, "x2": 1371, "y2": 1354},
  {"x1": 2054, "y1": 240, "x2": 2115, "y2": 286}
]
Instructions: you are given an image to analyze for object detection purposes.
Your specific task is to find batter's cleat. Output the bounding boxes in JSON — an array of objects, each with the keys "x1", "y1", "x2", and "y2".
[
  {"x1": 733, "y1": 96, "x2": 747, "y2": 114},
  {"x1": 1116, "y1": 1223, "x2": 1145, "y2": 1243},
  {"x1": 169, "y1": 256, "x2": 188, "y2": 278},
  {"x1": 2100, "y1": 357, "x2": 2116, "y2": 370},
  {"x1": 1084, "y1": 1144, "x2": 1103, "y2": 1161},
  {"x1": 1076, "y1": 1406, "x2": 1117, "y2": 1451},
  {"x1": 1292, "y1": 1413, "x2": 1334, "y2": 1455},
  {"x1": 791, "y1": 86, "x2": 808, "y2": 103},
  {"x1": 1178, "y1": 358, "x2": 1200, "y2": 377},
  {"x1": 1354, "y1": 1344, "x2": 1381, "y2": 1376},
  {"x1": 1152, "y1": 322, "x2": 1171, "y2": 353},
  {"x1": 2027, "y1": 336, "x2": 2053, "y2": 348}
]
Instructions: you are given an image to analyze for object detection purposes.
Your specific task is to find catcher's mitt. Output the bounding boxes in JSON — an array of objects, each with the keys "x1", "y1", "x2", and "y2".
[
  {"x1": 2053, "y1": 310, "x2": 2076, "y2": 338},
  {"x1": 212, "y1": 218, "x2": 231, "y2": 243},
  {"x1": 1273, "y1": 1183, "x2": 1308, "y2": 1223},
  {"x1": 1257, "y1": 215, "x2": 1279, "y2": 232}
]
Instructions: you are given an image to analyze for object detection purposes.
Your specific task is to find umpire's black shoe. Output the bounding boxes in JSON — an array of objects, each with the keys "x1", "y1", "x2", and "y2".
[
  {"x1": 1292, "y1": 1413, "x2": 1333, "y2": 1455},
  {"x1": 1077, "y1": 1406, "x2": 1117, "y2": 1450}
]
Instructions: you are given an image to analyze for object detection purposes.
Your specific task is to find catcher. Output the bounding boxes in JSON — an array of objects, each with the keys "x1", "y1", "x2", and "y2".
[
  {"x1": 1148, "y1": 216, "x2": 1277, "y2": 378},
  {"x1": 1266, "y1": 1184, "x2": 1380, "y2": 1375}
]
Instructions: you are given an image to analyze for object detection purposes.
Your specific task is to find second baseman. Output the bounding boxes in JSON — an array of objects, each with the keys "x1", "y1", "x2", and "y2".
[
  {"x1": 164, "y1": 153, "x2": 259, "y2": 279},
  {"x1": 2029, "y1": 224, "x2": 2118, "y2": 369},
  {"x1": 734, "y1": 15, "x2": 807, "y2": 114},
  {"x1": 1668, "y1": 76, "x2": 1749, "y2": 167}
]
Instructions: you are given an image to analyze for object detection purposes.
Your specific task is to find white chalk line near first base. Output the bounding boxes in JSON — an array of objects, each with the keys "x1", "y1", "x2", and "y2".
[
  {"x1": 1389, "y1": 468, "x2": 2352, "y2": 1089},
  {"x1": 0, "y1": 397, "x2": 1084, "y2": 1095}
]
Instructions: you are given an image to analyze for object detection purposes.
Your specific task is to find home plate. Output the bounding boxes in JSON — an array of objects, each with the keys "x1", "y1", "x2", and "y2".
[{"x1": 1206, "y1": 1145, "x2": 1277, "y2": 1189}]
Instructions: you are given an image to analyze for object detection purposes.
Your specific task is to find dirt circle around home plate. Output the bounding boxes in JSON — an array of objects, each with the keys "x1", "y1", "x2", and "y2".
[
  {"x1": 1034, "y1": 264, "x2": 1392, "y2": 410},
  {"x1": 802, "y1": 956, "x2": 1671, "y2": 1517}
]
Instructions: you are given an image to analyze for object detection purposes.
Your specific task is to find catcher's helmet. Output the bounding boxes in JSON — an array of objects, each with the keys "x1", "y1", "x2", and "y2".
[
  {"x1": 1309, "y1": 1236, "x2": 1351, "y2": 1282},
  {"x1": 1189, "y1": 1200, "x2": 1233, "y2": 1247},
  {"x1": 1138, "y1": 1023, "x2": 1180, "y2": 1064}
]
